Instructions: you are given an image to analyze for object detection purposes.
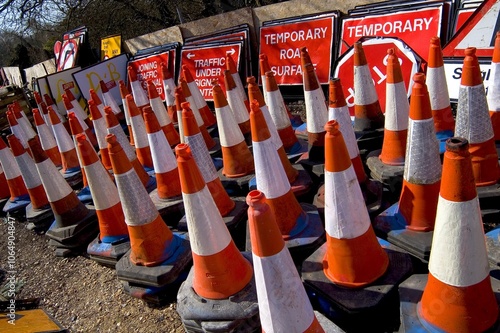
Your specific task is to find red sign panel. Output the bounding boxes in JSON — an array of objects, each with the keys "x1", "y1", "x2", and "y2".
[
  {"x1": 340, "y1": 7, "x2": 442, "y2": 61},
  {"x1": 334, "y1": 38, "x2": 421, "y2": 117},
  {"x1": 180, "y1": 44, "x2": 241, "y2": 100},
  {"x1": 259, "y1": 17, "x2": 334, "y2": 85},
  {"x1": 128, "y1": 51, "x2": 172, "y2": 101}
]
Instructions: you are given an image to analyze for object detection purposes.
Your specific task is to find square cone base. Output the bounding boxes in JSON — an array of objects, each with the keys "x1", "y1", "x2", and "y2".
[
  {"x1": 302, "y1": 241, "x2": 413, "y2": 333},
  {"x1": 115, "y1": 233, "x2": 192, "y2": 287},
  {"x1": 0, "y1": 197, "x2": 8, "y2": 216},
  {"x1": 149, "y1": 190, "x2": 184, "y2": 227},
  {"x1": 398, "y1": 274, "x2": 500, "y2": 333},
  {"x1": 176, "y1": 252, "x2": 260, "y2": 333},
  {"x1": 45, "y1": 207, "x2": 98, "y2": 247},
  {"x1": 121, "y1": 276, "x2": 187, "y2": 308},
  {"x1": 355, "y1": 128, "x2": 384, "y2": 159},
  {"x1": 217, "y1": 169, "x2": 255, "y2": 197},
  {"x1": 245, "y1": 203, "x2": 325, "y2": 266},
  {"x1": 477, "y1": 183, "x2": 500, "y2": 231},
  {"x1": 374, "y1": 202, "x2": 433, "y2": 262},
  {"x1": 87, "y1": 235, "x2": 131, "y2": 269},
  {"x1": 315, "y1": 311, "x2": 346, "y2": 333},
  {"x1": 61, "y1": 169, "x2": 83, "y2": 188},
  {"x1": 486, "y1": 227, "x2": 500, "y2": 267},
  {"x1": 25, "y1": 203, "x2": 54, "y2": 232},
  {"x1": 3, "y1": 196, "x2": 30, "y2": 217},
  {"x1": 366, "y1": 149, "x2": 404, "y2": 200}
]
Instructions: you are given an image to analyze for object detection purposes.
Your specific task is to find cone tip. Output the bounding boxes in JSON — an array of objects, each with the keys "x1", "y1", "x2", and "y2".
[
  {"x1": 446, "y1": 137, "x2": 469, "y2": 153},
  {"x1": 76, "y1": 133, "x2": 87, "y2": 144},
  {"x1": 246, "y1": 190, "x2": 265, "y2": 207},
  {"x1": 413, "y1": 73, "x2": 426, "y2": 84},
  {"x1": 247, "y1": 76, "x2": 256, "y2": 84},
  {"x1": 105, "y1": 133, "x2": 116, "y2": 144},
  {"x1": 324, "y1": 119, "x2": 340, "y2": 134},
  {"x1": 175, "y1": 143, "x2": 190, "y2": 158},
  {"x1": 387, "y1": 48, "x2": 394, "y2": 56},
  {"x1": 430, "y1": 36, "x2": 440, "y2": 46}
]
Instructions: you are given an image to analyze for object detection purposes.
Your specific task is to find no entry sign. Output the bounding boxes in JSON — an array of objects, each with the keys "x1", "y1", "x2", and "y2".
[
  {"x1": 340, "y1": 6, "x2": 443, "y2": 61},
  {"x1": 334, "y1": 37, "x2": 421, "y2": 117},
  {"x1": 259, "y1": 16, "x2": 335, "y2": 85},
  {"x1": 180, "y1": 43, "x2": 242, "y2": 99},
  {"x1": 128, "y1": 51, "x2": 173, "y2": 101}
]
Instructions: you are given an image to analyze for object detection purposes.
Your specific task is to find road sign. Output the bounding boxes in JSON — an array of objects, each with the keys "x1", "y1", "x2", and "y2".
[
  {"x1": 443, "y1": 58, "x2": 492, "y2": 101},
  {"x1": 334, "y1": 37, "x2": 421, "y2": 117},
  {"x1": 128, "y1": 52, "x2": 172, "y2": 101},
  {"x1": 46, "y1": 66, "x2": 82, "y2": 112},
  {"x1": 180, "y1": 43, "x2": 242, "y2": 100},
  {"x1": 56, "y1": 38, "x2": 80, "y2": 72},
  {"x1": 259, "y1": 16, "x2": 335, "y2": 85}
]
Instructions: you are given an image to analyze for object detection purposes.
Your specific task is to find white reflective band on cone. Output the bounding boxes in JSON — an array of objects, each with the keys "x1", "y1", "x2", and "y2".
[
  {"x1": 232, "y1": 72, "x2": 248, "y2": 104},
  {"x1": 226, "y1": 90, "x2": 249, "y2": 124},
  {"x1": 216, "y1": 106, "x2": 245, "y2": 147},
  {"x1": 385, "y1": 82, "x2": 409, "y2": 131},
  {"x1": 427, "y1": 67, "x2": 451, "y2": 111},
  {"x1": 16, "y1": 155, "x2": 42, "y2": 189},
  {"x1": 456, "y1": 85, "x2": 494, "y2": 144},
  {"x1": 150, "y1": 97, "x2": 172, "y2": 127},
  {"x1": 329, "y1": 106, "x2": 360, "y2": 160},
  {"x1": 260, "y1": 105, "x2": 283, "y2": 150},
  {"x1": 354, "y1": 65, "x2": 379, "y2": 105},
  {"x1": 488, "y1": 62, "x2": 500, "y2": 111},
  {"x1": 305, "y1": 90, "x2": 328, "y2": 134},
  {"x1": 148, "y1": 132, "x2": 177, "y2": 174},
  {"x1": 53, "y1": 124, "x2": 74, "y2": 153},
  {"x1": 103, "y1": 91, "x2": 121, "y2": 115},
  {"x1": 184, "y1": 133, "x2": 218, "y2": 183},
  {"x1": 163, "y1": 78, "x2": 176, "y2": 106},
  {"x1": 0, "y1": 149, "x2": 22, "y2": 179},
  {"x1": 131, "y1": 81, "x2": 149, "y2": 107},
  {"x1": 85, "y1": 163, "x2": 120, "y2": 210},
  {"x1": 10, "y1": 125, "x2": 27, "y2": 148},
  {"x1": 130, "y1": 117, "x2": 149, "y2": 149},
  {"x1": 253, "y1": 139, "x2": 290, "y2": 199},
  {"x1": 187, "y1": 81, "x2": 207, "y2": 111},
  {"x1": 186, "y1": 95, "x2": 205, "y2": 127},
  {"x1": 93, "y1": 118, "x2": 108, "y2": 150},
  {"x1": 107, "y1": 126, "x2": 136, "y2": 161},
  {"x1": 36, "y1": 159, "x2": 73, "y2": 202},
  {"x1": 267, "y1": 91, "x2": 292, "y2": 130}
]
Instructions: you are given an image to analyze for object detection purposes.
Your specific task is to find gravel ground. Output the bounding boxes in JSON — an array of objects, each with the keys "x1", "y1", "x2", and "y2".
[{"x1": 0, "y1": 215, "x2": 185, "y2": 332}]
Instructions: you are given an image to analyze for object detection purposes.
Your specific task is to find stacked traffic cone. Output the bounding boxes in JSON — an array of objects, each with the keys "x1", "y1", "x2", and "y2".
[
  {"x1": 110, "y1": 133, "x2": 191, "y2": 305},
  {"x1": 8, "y1": 134, "x2": 52, "y2": 226},
  {"x1": 181, "y1": 102, "x2": 235, "y2": 217},
  {"x1": 400, "y1": 137, "x2": 499, "y2": 333},
  {"x1": 353, "y1": 42, "x2": 385, "y2": 132},
  {"x1": 249, "y1": 100, "x2": 324, "y2": 258},
  {"x1": 99, "y1": 80, "x2": 123, "y2": 117},
  {"x1": 489, "y1": 32, "x2": 500, "y2": 141},
  {"x1": 455, "y1": 47, "x2": 499, "y2": 186},
  {"x1": 175, "y1": 143, "x2": 259, "y2": 332},
  {"x1": 128, "y1": 66, "x2": 149, "y2": 108},
  {"x1": 62, "y1": 93, "x2": 97, "y2": 147},
  {"x1": 39, "y1": 101, "x2": 60, "y2": 134},
  {"x1": 227, "y1": 54, "x2": 250, "y2": 112},
  {"x1": 119, "y1": 80, "x2": 134, "y2": 145},
  {"x1": 213, "y1": 84, "x2": 254, "y2": 178},
  {"x1": 223, "y1": 69, "x2": 251, "y2": 138},
  {"x1": 426, "y1": 36, "x2": 455, "y2": 145},
  {"x1": 182, "y1": 65, "x2": 217, "y2": 127},
  {"x1": 76, "y1": 133, "x2": 130, "y2": 267},
  {"x1": 104, "y1": 106, "x2": 154, "y2": 191},
  {"x1": 125, "y1": 94, "x2": 154, "y2": 170},
  {"x1": 7, "y1": 110, "x2": 29, "y2": 149},
  {"x1": 0, "y1": 137, "x2": 30, "y2": 214},
  {"x1": 259, "y1": 53, "x2": 272, "y2": 104},
  {"x1": 28, "y1": 137, "x2": 98, "y2": 256},
  {"x1": 143, "y1": 106, "x2": 184, "y2": 222},
  {"x1": 302, "y1": 120, "x2": 412, "y2": 332},
  {"x1": 160, "y1": 63, "x2": 177, "y2": 123},
  {"x1": 88, "y1": 100, "x2": 112, "y2": 170},
  {"x1": 247, "y1": 190, "x2": 330, "y2": 332},
  {"x1": 265, "y1": 70, "x2": 301, "y2": 154},
  {"x1": 64, "y1": 88, "x2": 92, "y2": 129},
  {"x1": 147, "y1": 80, "x2": 180, "y2": 146},
  {"x1": 89, "y1": 88, "x2": 105, "y2": 117},
  {"x1": 33, "y1": 91, "x2": 44, "y2": 110},
  {"x1": 0, "y1": 164, "x2": 11, "y2": 206},
  {"x1": 12, "y1": 105, "x2": 36, "y2": 140},
  {"x1": 32, "y1": 109, "x2": 61, "y2": 167},
  {"x1": 174, "y1": 86, "x2": 186, "y2": 143},
  {"x1": 43, "y1": 93, "x2": 66, "y2": 119},
  {"x1": 179, "y1": 77, "x2": 216, "y2": 150}
]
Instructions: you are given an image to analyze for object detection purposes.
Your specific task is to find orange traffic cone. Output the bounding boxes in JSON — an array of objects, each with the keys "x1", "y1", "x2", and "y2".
[
  {"x1": 7, "y1": 110, "x2": 28, "y2": 149},
  {"x1": 88, "y1": 100, "x2": 112, "y2": 170},
  {"x1": 212, "y1": 84, "x2": 254, "y2": 178},
  {"x1": 418, "y1": 137, "x2": 498, "y2": 332},
  {"x1": 0, "y1": 137, "x2": 30, "y2": 212},
  {"x1": 125, "y1": 94, "x2": 154, "y2": 170},
  {"x1": 182, "y1": 102, "x2": 235, "y2": 216},
  {"x1": 223, "y1": 69, "x2": 250, "y2": 136},
  {"x1": 160, "y1": 63, "x2": 177, "y2": 123},
  {"x1": 227, "y1": 54, "x2": 250, "y2": 112},
  {"x1": 182, "y1": 65, "x2": 217, "y2": 127},
  {"x1": 43, "y1": 93, "x2": 66, "y2": 118},
  {"x1": 174, "y1": 86, "x2": 186, "y2": 143},
  {"x1": 265, "y1": 70, "x2": 300, "y2": 153},
  {"x1": 119, "y1": 80, "x2": 135, "y2": 146},
  {"x1": 455, "y1": 47, "x2": 499, "y2": 186},
  {"x1": 48, "y1": 106, "x2": 81, "y2": 174},
  {"x1": 33, "y1": 91, "x2": 44, "y2": 110},
  {"x1": 64, "y1": 88, "x2": 92, "y2": 129},
  {"x1": 62, "y1": 93, "x2": 97, "y2": 147},
  {"x1": 259, "y1": 53, "x2": 272, "y2": 104},
  {"x1": 179, "y1": 77, "x2": 216, "y2": 149},
  {"x1": 128, "y1": 66, "x2": 149, "y2": 108},
  {"x1": 322, "y1": 120, "x2": 389, "y2": 286},
  {"x1": 89, "y1": 88, "x2": 105, "y2": 117},
  {"x1": 488, "y1": 32, "x2": 500, "y2": 141},
  {"x1": 99, "y1": 80, "x2": 123, "y2": 116},
  {"x1": 12, "y1": 105, "x2": 36, "y2": 140},
  {"x1": 379, "y1": 49, "x2": 408, "y2": 166},
  {"x1": 147, "y1": 80, "x2": 180, "y2": 146},
  {"x1": 0, "y1": 164, "x2": 11, "y2": 201},
  {"x1": 353, "y1": 42, "x2": 385, "y2": 132},
  {"x1": 104, "y1": 106, "x2": 152, "y2": 189},
  {"x1": 143, "y1": 106, "x2": 182, "y2": 199},
  {"x1": 68, "y1": 112, "x2": 91, "y2": 188},
  {"x1": 32, "y1": 109, "x2": 61, "y2": 167},
  {"x1": 427, "y1": 36, "x2": 455, "y2": 135},
  {"x1": 328, "y1": 78, "x2": 367, "y2": 183},
  {"x1": 247, "y1": 190, "x2": 325, "y2": 332}
]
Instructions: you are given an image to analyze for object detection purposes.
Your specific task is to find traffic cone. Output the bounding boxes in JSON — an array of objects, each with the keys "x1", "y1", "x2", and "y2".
[
  {"x1": 212, "y1": 84, "x2": 254, "y2": 178},
  {"x1": 223, "y1": 69, "x2": 251, "y2": 137},
  {"x1": 259, "y1": 53, "x2": 272, "y2": 104},
  {"x1": 7, "y1": 110, "x2": 28, "y2": 149},
  {"x1": 0, "y1": 164, "x2": 11, "y2": 201},
  {"x1": 39, "y1": 101, "x2": 62, "y2": 135},
  {"x1": 418, "y1": 137, "x2": 498, "y2": 333},
  {"x1": 62, "y1": 93, "x2": 97, "y2": 147},
  {"x1": 353, "y1": 42, "x2": 385, "y2": 132},
  {"x1": 68, "y1": 112, "x2": 91, "y2": 190},
  {"x1": 125, "y1": 94, "x2": 154, "y2": 170},
  {"x1": 379, "y1": 49, "x2": 408, "y2": 166},
  {"x1": 89, "y1": 88, "x2": 105, "y2": 117},
  {"x1": 43, "y1": 93, "x2": 66, "y2": 119},
  {"x1": 247, "y1": 190, "x2": 325, "y2": 332},
  {"x1": 226, "y1": 54, "x2": 250, "y2": 112},
  {"x1": 179, "y1": 77, "x2": 216, "y2": 149},
  {"x1": 247, "y1": 77, "x2": 299, "y2": 183},
  {"x1": 33, "y1": 109, "x2": 61, "y2": 167},
  {"x1": 128, "y1": 66, "x2": 149, "y2": 108},
  {"x1": 328, "y1": 78, "x2": 367, "y2": 183},
  {"x1": 427, "y1": 36, "x2": 455, "y2": 137},
  {"x1": 0, "y1": 137, "x2": 30, "y2": 213},
  {"x1": 88, "y1": 100, "x2": 112, "y2": 170},
  {"x1": 99, "y1": 80, "x2": 123, "y2": 116},
  {"x1": 455, "y1": 47, "x2": 499, "y2": 186},
  {"x1": 160, "y1": 63, "x2": 177, "y2": 123},
  {"x1": 64, "y1": 88, "x2": 92, "y2": 129},
  {"x1": 182, "y1": 102, "x2": 235, "y2": 216},
  {"x1": 33, "y1": 91, "x2": 44, "y2": 110},
  {"x1": 181, "y1": 65, "x2": 217, "y2": 127},
  {"x1": 174, "y1": 86, "x2": 186, "y2": 143},
  {"x1": 104, "y1": 106, "x2": 152, "y2": 190},
  {"x1": 265, "y1": 70, "x2": 301, "y2": 153},
  {"x1": 147, "y1": 80, "x2": 180, "y2": 146},
  {"x1": 12, "y1": 105, "x2": 36, "y2": 140},
  {"x1": 119, "y1": 80, "x2": 134, "y2": 145},
  {"x1": 488, "y1": 32, "x2": 500, "y2": 141}
]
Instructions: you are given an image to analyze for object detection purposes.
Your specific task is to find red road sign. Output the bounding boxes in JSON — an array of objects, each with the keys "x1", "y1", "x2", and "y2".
[
  {"x1": 340, "y1": 6, "x2": 443, "y2": 61},
  {"x1": 334, "y1": 37, "x2": 421, "y2": 117},
  {"x1": 180, "y1": 43, "x2": 241, "y2": 100},
  {"x1": 128, "y1": 51, "x2": 173, "y2": 101},
  {"x1": 259, "y1": 16, "x2": 335, "y2": 85},
  {"x1": 57, "y1": 38, "x2": 79, "y2": 72}
]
